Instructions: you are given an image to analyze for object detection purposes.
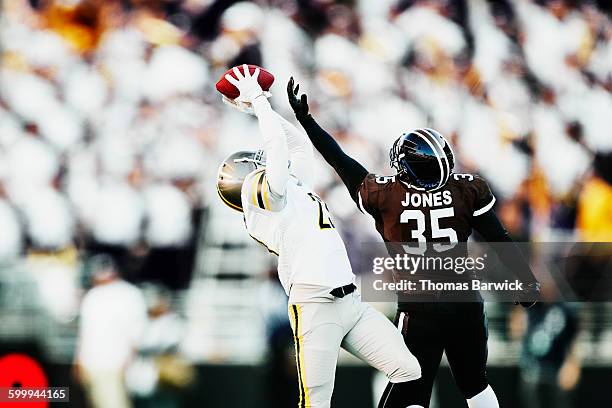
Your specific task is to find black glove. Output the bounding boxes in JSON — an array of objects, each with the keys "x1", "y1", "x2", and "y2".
[
  {"x1": 515, "y1": 281, "x2": 541, "y2": 308},
  {"x1": 287, "y1": 77, "x2": 310, "y2": 121}
]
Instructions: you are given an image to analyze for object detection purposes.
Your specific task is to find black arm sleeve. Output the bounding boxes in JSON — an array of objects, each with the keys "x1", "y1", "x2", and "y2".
[
  {"x1": 472, "y1": 209, "x2": 512, "y2": 242},
  {"x1": 298, "y1": 114, "x2": 369, "y2": 200},
  {"x1": 472, "y1": 210, "x2": 537, "y2": 284}
]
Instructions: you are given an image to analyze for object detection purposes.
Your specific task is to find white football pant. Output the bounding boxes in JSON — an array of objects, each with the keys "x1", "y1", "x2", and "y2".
[{"x1": 288, "y1": 291, "x2": 421, "y2": 408}]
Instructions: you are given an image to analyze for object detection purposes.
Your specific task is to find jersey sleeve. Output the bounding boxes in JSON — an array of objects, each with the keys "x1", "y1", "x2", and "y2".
[
  {"x1": 472, "y1": 176, "x2": 496, "y2": 217},
  {"x1": 252, "y1": 96, "x2": 290, "y2": 197},
  {"x1": 276, "y1": 113, "x2": 314, "y2": 188},
  {"x1": 356, "y1": 174, "x2": 382, "y2": 217},
  {"x1": 242, "y1": 169, "x2": 286, "y2": 212}
]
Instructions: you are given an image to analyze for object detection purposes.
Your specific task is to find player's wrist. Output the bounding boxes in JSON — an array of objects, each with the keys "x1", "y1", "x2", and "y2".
[
  {"x1": 251, "y1": 92, "x2": 266, "y2": 102},
  {"x1": 251, "y1": 94, "x2": 271, "y2": 115},
  {"x1": 295, "y1": 112, "x2": 312, "y2": 122}
]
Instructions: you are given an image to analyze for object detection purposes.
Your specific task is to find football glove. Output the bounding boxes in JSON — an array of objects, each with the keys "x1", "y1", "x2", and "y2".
[
  {"x1": 515, "y1": 281, "x2": 541, "y2": 308},
  {"x1": 287, "y1": 77, "x2": 309, "y2": 120},
  {"x1": 224, "y1": 64, "x2": 266, "y2": 104}
]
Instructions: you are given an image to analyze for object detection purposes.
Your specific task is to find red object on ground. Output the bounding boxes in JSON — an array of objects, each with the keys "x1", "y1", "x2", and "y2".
[
  {"x1": 215, "y1": 64, "x2": 275, "y2": 99},
  {"x1": 0, "y1": 353, "x2": 48, "y2": 408}
]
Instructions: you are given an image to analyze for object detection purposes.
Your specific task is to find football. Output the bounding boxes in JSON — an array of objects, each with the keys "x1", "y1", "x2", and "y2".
[{"x1": 215, "y1": 64, "x2": 275, "y2": 99}]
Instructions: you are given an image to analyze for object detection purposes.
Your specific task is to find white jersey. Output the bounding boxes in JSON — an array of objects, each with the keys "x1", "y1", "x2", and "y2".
[{"x1": 241, "y1": 169, "x2": 354, "y2": 295}]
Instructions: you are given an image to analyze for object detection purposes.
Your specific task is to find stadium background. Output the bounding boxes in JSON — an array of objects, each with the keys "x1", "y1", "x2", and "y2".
[{"x1": 0, "y1": 0, "x2": 611, "y2": 407}]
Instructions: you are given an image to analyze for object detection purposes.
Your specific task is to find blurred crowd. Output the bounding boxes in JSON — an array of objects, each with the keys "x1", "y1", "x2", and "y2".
[
  {"x1": 1, "y1": 0, "x2": 611, "y2": 263},
  {"x1": 1, "y1": 1, "x2": 611, "y2": 407}
]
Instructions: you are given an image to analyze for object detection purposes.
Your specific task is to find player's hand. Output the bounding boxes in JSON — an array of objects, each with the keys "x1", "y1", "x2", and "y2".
[
  {"x1": 515, "y1": 281, "x2": 541, "y2": 308},
  {"x1": 287, "y1": 77, "x2": 309, "y2": 120},
  {"x1": 224, "y1": 64, "x2": 265, "y2": 104}
]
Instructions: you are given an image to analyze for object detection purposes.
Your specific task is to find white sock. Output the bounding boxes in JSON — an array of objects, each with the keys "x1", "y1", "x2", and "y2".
[
  {"x1": 467, "y1": 385, "x2": 499, "y2": 408},
  {"x1": 407, "y1": 406, "x2": 424, "y2": 408}
]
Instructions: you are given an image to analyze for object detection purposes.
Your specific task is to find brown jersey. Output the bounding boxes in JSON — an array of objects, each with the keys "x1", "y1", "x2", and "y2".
[{"x1": 357, "y1": 173, "x2": 495, "y2": 243}]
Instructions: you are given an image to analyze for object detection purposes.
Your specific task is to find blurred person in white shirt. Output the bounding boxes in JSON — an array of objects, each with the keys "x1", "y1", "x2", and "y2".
[
  {"x1": 142, "y1": 45, "x2": 209, "y2": 103},
  {"x1": 394, "y1": 1, "x2": 467, "y2": 58},
  {"x1": 143, "y1": 183, "x2": 193, "y2": 248},
  {"x1": 3, "y1": 135, "x2": 59, "y2": 198},
  {"x1": 96, "y1": 26, "x2": 147, "y2": 104},
  {"x1": 91, "y1": 180, "x2": 144, "y2": 247},
  {"x1": 455, "y1": 77, "x2": 530, "y2": 199},
  {"x1": 207, "y1": 1, "x2": 264, "y2": 68},
  {"x1": 517, "y1": 0, "x2": 592, "y2": 93},
  {"x1": 532, "y1": 97, "x2": 591, "y2": 197},
  {"x1": 0, "y1": 70, "x2": 57, "y2": 124},
  {"x1": 75, "y1": 254, "x2": 147, "y2": 408},
  {"x1": 90, "y1": 131, "x2": 144, "y2": 247},
  {"x1": 127, "y1": 284, "x2": 191, "y2": 408},
  {"x1": 22, "y1": 187, "x2": 75, "y2": 249}
]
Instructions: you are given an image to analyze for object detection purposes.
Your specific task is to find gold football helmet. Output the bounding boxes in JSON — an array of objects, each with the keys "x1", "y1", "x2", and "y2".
[{"x1": 217, "y1": 150, "x2": 266, "y2": 212}]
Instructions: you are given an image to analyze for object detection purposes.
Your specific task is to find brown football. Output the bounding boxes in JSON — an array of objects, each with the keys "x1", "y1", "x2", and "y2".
[{"x1": 215, "y1": 64, "x2": 275, "y2": 100}]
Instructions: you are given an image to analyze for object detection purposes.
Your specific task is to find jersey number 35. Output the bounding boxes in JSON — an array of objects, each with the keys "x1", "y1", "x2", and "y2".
[{"x1": 401, "y1": 208, "x2": 458, "y2": 250}]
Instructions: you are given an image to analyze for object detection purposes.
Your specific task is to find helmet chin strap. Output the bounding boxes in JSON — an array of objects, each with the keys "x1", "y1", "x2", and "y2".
[
  {"x1": 400, "y1": 179, "x2": 428, "y2": 191},
  {"x1": 398, "y1": 170, "x2": 447, "y2": 192},
  {"x1": 397, "y1": 172, "x2": 426, "y2": 191}
]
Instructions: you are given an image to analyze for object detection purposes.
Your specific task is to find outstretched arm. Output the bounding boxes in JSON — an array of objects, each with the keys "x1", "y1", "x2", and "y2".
[
  {"x1": 252, "y1": 99, "x2": 289, "y2": 197},
  {"x1": 275, "y1": 113, "x2": 314, "y2": 187},
  {"x1": 226, "y1": 66, "x2": 289, "y2": 198},
  {"x1": 472, "y1": 209, "x2": 540, "y2": 307},
  {"x1": 287, "y1": 78, "x2": 369, "y2": 201}
]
